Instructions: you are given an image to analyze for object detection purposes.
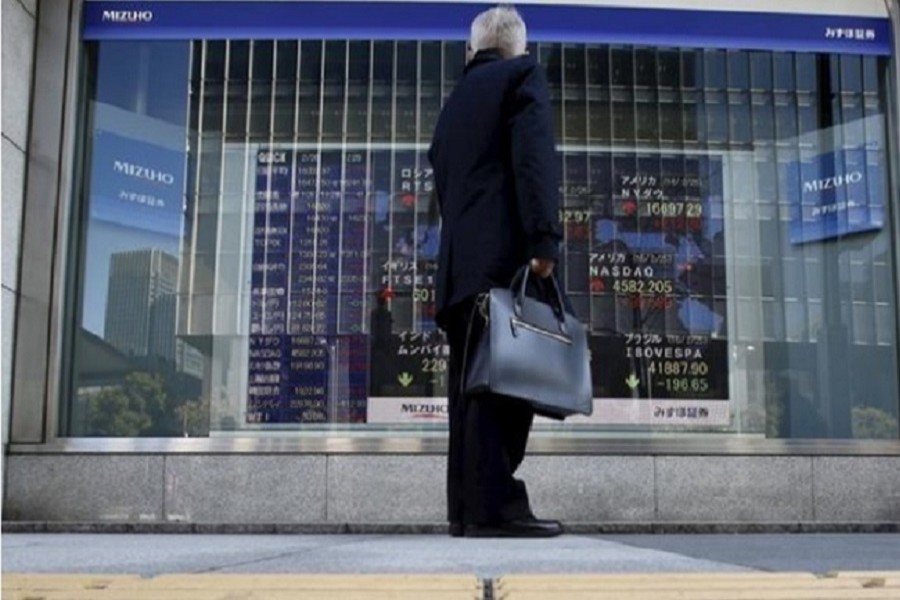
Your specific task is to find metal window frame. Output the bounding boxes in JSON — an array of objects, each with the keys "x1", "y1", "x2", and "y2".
[
  {"x1": 8, "y1": 0, "x2": 900, "y2": 456},
  {"x1": 7, "y1": 435, "x2": 900, "y2": 455}
]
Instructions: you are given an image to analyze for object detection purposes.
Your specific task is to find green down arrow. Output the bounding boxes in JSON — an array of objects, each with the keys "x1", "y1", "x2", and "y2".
[
  {"x1": 398, "y1": 372, "x2": 414, "y2": 387},
  {"x1": 625, "y1": 373, "x2": 640, "y2": 390}
]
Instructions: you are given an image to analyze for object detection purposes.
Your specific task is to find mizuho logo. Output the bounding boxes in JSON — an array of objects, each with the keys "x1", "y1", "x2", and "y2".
[
  {"x1": 803, "y1": 171, "x2": 863, "y2": 193},
  {"x1": 114, "y1": 160, "x2": 175, "y2": 185},
  {"x1": 102, "y1": 10, "x2": 154, "y2": 24},
  {"x1": 401, "y1": 403, "x2": 448, "y2": 415}
]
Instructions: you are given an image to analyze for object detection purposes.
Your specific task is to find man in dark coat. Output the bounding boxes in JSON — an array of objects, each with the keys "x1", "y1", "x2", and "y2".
[{"x1": 428, "y1": 5, "x2": 563, "y2": 538}]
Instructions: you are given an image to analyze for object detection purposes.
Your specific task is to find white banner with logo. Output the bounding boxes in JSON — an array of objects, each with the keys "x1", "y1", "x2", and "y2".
[
  {"x1": 367, "y1": 397, "x2": 729, "y2": 425},
  {"x1": 367, "y1": 397, "x2": 449, "y2": 424}
]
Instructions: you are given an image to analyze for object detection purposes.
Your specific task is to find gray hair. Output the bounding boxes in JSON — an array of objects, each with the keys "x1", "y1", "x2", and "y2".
[{"x1": 469, "y1": 5, "x2": 527, "y2": 58}]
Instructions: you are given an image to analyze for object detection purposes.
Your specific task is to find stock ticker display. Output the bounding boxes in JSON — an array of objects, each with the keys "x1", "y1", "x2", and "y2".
[{"x1": 246, "y1": 146, "x2": 728, "y2": 425}]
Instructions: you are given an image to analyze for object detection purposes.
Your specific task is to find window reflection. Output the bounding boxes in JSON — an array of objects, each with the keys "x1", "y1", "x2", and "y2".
[
  {"x1": 68, "y1": 39, "x2": 899, "y2": 440},
  {"x1": 68, "y1": 41, "x2": 206, "y2": 437}
]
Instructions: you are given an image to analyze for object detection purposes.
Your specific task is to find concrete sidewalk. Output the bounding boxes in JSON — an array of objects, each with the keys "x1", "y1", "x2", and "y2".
[{"x1": 2, "y1": 533, "x2": 899, "y2": 578}]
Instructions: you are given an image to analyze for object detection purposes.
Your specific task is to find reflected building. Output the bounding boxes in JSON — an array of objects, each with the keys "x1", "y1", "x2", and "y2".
[
  {"x1": 105, "y1": 248, "x2": 179, "y2": 360},
  {"x1": 104, "y1": 248, "x2": 203, "y2": 378}
]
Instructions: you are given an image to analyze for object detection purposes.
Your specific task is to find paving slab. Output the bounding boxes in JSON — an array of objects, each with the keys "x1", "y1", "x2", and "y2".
[
  {"x1": 604, "y1": 534, "x2": 900, "y2": 573},
  {"x1": 2, "y1": 533, "x2": 898, "y2": 580}
]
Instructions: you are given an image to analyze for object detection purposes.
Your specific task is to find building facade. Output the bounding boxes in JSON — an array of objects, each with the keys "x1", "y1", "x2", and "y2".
[{"x1": 3, "y1": 0, "x2": 900, "y2": 527}]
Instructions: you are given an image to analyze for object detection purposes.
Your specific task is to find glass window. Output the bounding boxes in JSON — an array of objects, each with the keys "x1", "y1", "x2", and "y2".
[
  {"x1": 587, "y1": 46, "x2": 609, "y2": 87},
  {"x1": 272, "y1": 42, "x2": 298, "y2": 141},
  {"x1": 420, "y1": 42, "x2": 442, "y2": 141},
  {"x1": 705, "y1": 50, "x2": 727, "y2": 90},
  {"x1": 657, "y1": 50, "x2": 679, "y2": 89},
  {"x1": 65, "y1": 36, "x2": 899, "y2": 441},
  {"x1": 66, "y1": 41, "x2": 202, "y2": 436},
  {"x1": 611, "y1": 47, "x2": 633, "y2": 87}
]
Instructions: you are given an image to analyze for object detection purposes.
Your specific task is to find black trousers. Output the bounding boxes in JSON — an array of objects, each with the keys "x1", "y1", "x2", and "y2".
[{"x1": 444, "y1": 297, "x2": 535, "y2": 526}]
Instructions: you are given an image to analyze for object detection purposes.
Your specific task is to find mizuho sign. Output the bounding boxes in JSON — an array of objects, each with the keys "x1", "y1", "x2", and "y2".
[
  {"x1": 113, "y1": 160, "x2": 176, "y2": 186},
  {"x1": 802, "y1": 170, "x2": 864, "y2": 193},
  {"x1": 101, "y1": 10, "x2": 154, "y2": 24}
]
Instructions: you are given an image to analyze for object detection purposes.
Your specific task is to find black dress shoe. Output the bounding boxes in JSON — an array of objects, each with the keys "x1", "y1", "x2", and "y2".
[
  {"x1": 448, "y1": 522, "x2": 464, "y2": 537},
  {"x1": 464, "y1": 517, "x2": 563, "y2": 538}
]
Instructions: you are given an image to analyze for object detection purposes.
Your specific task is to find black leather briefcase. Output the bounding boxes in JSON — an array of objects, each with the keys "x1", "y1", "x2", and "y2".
[{"x1": 464, "y1": 266, "x2": 593, "y2": 420}]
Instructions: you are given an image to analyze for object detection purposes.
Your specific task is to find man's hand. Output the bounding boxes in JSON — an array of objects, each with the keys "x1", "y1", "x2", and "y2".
[{"x1": 530, "y1": 258, "x2": 555, "y2": 278}]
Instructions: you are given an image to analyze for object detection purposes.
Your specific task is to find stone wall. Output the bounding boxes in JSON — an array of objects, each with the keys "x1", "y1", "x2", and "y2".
[
  {"x1": 2, "y1": 0, "x2": 37, "y2": 452},
  {"x1": 5, "y1": 454, "x2": 899, "y2": 526}
]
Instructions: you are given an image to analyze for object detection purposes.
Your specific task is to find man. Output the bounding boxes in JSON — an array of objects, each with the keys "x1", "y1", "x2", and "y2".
[{"x1": 428, "y1": 5, "x2": 563, "y2": 538}]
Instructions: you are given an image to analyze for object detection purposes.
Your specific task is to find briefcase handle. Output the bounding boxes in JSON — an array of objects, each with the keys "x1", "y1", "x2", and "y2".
[{"x1": 511, "y1": 264, "x2": 568, "y2": 335}]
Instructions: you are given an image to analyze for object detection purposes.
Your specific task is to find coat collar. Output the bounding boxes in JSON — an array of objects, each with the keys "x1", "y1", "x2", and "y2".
[{"x1": 464, "y1": 49, "x2": 504, "y2": 73}]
